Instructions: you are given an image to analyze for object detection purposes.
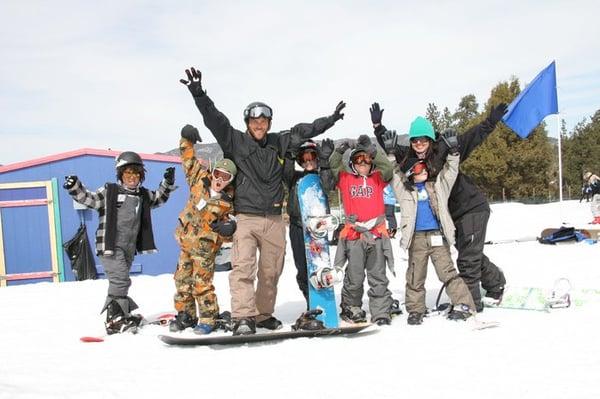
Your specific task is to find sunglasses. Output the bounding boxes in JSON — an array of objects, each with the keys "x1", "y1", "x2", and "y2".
[
  {"x1": 212, "y1": 168, "x2": 233, "y2": 182},
  {"x1": 298, "y1": 150, "x2": 317, "y2": 164},
  {"x1": 244, "y1": 105, "x2": 272, "y2": 119},
  {"x1": 410, "y1": 137, "x2": 430, "y2": 144},
  {"x1": 352, "y1": 153, "x2": 372, "y2": 165}
]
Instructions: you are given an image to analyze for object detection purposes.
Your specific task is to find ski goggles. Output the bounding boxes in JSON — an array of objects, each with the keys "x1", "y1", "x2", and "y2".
[
  {"x1": 212, "y1": 168, "x2": 234, "y2": 183},
  {"x1": 410, "y1": 136, "x2": 430, "y2": 144},
  {"x1": 244, "y1": 105, "x2": 272, "y2": 119},
  {"x1": 408, "y1": 161, "x2": 427, "y2": 176},
  {"x1": 298, "y1": 150, "x2": 318, "y2": 164},
  {"x1": 351, "y1": 153, "x2": 372, "y2": 165}
]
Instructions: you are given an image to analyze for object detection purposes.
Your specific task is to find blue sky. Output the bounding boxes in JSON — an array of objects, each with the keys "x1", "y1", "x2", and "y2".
[{"x1": 1, "y1": 0, "x2": 599, "y2": 165}]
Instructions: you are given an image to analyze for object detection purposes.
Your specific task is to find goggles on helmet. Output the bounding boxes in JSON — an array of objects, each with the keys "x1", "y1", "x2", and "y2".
[
  {"x1": 351, "y1": 153, "x2": 372, "y2": 166},
  {"x1": 212, "y1": 168, "x2": 234, "y2": 183},
  {"x1": 244, "y1": 105, "x2": 272, "y2": 120},
  {"x1": 298, "y1": 150, "x2": 318, "y2": 164}
]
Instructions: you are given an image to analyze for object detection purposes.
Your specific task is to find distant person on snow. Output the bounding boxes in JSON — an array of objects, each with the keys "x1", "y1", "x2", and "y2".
[
  {"x1": 384, "y1": 126, "x2": 476, "y2": 325},
  {"x1": 583, "y1": 171, "x2": 600, "y2": 223},
  {"x1": 372, "y1": 101, "x2": 508, "y2": 312},
  {"x1": 63, "y1": 152, "x2": 176, "y2": 335},
  {"x1": 169, "y1": 124, "x2": 237, "y2": 335},
  {"x1": 180, "y1": 67, "x2": 345, "y2": 336}
]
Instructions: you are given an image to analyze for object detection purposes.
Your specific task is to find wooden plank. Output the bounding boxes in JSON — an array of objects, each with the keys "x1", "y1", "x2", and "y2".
[
  {"x1": 0, "y1": 271, "x2": 57, "y2": 281},
  {"x1": 45, "y1": 181, "x2": 60, "y2": 283},
  {"x1": 0, "y1": 210, "x2": 5, "y2": 287},
  {"x1": 0, "y1": 199, "x2": 48, "y2": 208},
  {"x1": 0, "y1": 181, "x2": 49, "y2": 190}
]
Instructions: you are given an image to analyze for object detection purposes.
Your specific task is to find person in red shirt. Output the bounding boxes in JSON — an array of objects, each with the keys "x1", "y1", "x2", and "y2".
[{"x1": 323, "y1": 135, "x2": 395, "y2": 325}]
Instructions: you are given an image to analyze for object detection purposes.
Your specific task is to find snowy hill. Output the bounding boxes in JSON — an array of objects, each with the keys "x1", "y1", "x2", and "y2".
[{"x1": 1, "y1": 200, "x2": 599, "y2": 399}]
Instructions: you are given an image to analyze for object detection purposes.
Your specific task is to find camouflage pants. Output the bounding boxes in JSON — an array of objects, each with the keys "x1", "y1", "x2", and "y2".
[{"x1": 173, "y1": 237, "x2": 219, "y2": 326}]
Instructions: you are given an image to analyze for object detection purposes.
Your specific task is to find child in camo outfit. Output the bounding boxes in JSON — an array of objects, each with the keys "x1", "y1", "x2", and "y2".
[
  {"x1": 64, "y1": 151, "x2": 175, "y2": 334},
  {"x1": 169, "y1": 124, "x2": 237, "y2": 334}
]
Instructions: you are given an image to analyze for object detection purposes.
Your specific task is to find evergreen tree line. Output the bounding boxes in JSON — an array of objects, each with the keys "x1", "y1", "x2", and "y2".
[{"x1": 425, "y1": 78, "x2": 600, "y2": 203}]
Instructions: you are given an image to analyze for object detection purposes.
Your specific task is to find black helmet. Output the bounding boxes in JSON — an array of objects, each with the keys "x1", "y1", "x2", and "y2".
[
  {"x1": 296, "y1": 140, "x2": 319, "y2": 166},
  {"x1": 243, "y1": 101, "x2": 273, "y2": 123},
  {"x1": 115, "y1": 151, "x2": 144, "y2": 169}
]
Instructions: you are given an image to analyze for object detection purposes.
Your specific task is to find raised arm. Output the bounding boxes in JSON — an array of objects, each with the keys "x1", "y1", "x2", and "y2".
[
  {"x1": 63, "y1": 176, "x2": 106, "y2": 210},
  {"x1": 179, "y1": 124, "x2": 209, "y2": 186},
  {"x1": 147, "y1": 168, "x2": 176, "y2": 209}
]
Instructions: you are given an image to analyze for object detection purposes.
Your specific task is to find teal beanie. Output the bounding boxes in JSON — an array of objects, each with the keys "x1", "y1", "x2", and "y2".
[{"x1": 408, "y1": 117, "x2": 435, "y2": 140}]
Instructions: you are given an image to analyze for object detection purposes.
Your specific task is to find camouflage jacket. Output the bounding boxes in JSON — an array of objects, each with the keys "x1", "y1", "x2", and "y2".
[{"x1": 176, "y1": 138, "x2": 234, "y2": 247}]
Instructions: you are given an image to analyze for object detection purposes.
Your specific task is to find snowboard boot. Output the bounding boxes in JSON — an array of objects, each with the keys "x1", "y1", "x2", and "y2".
[
  {"x1": 340, "y1": 304, "x2": 367, "y2": 323},
  {"x1": 193, "y1": 323, "x2": 214, "y2": 335},
  {"x1": 407, "y1": 312, "x2": 424, "y2": 325},
  {"x1": 232, "y1": 318, "x2": 256, "y2": 336},
  {"x1": 485, "y1": 286, "x2": 504, "y2": 304},
  {"x1": 104, "y1": 301, "x2": 143, "y2": 335},
  {"x1": 256, "y1": 316, "x2": 283, "y2": 330},
  {"x1": 390, "y1": 299, "x2": 404, "y2": 317},
  {"x1": 168, "y1": 312, "x2": 198, "y2": 332},
  {"x1": 215, "y1": 311, "x2": 233, "y2": 332},
  {"x1": 447, "y1": 304, "x2": 473, "y2": 321},
  {"x1": 292, "y1": 309, "x2": 325, "y2": 331},
  {"x1": 374, "y1": 317, "x2": 391, "y2": 326}
]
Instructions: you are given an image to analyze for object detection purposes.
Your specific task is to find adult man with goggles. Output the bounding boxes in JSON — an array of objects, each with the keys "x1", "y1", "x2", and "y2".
[{"x1": 181, "y1": 67, "x2": 345, "y2": 335}]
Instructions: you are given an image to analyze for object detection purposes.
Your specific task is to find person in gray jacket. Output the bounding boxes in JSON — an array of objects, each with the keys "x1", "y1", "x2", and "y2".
[
  {"x1": 180, "y1": 67, "x2": 345, "y2": 335},
  {"x1": 387, "y1": 127, "x2": 475, "y2": 325}
]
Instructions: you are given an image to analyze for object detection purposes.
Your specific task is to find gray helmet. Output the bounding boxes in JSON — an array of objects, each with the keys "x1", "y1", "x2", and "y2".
[
  {"x1": 243, "y1": 101, "x2": 273, "y2": 123},
  {"x1": 115, "y1": 151, "x2": 144, "y2": 169}
]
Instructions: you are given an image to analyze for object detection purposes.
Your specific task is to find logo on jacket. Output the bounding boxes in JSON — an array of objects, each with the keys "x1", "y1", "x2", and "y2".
[{"x1": 350, "y1": 185, "x2": 374, "y2": 198}]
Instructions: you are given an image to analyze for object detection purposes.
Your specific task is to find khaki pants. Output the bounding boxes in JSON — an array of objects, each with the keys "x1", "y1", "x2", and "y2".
[
  {"x1": 230, "y1": 213, "x2": 286, "y2": 321},
  {"x1": 405, "y1": 231, "x2": 475, "y2": 314}
]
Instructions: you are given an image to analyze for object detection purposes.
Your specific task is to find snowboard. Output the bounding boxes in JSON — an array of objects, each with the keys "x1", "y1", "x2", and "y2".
[
  {"x1": 80, "y1": 311, "x2": 175, "y2": 342},
  {"x1": 538, "y1": 227, "x2": 591, "y2": 244},
  {"x1": 483, "y1": 278, "x2": 573, "y2": 312},
  {"x1": 297, "y1": 173, "x2": 339, "y2": 328},
  {"x1": 158, "y1": 323, "x2": 373, "y2": 347}
]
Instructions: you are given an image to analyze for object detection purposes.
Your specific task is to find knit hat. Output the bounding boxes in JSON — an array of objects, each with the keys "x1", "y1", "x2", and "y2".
[
  {"x1": 214, "y1": 158, "x2": 237, "y2": 178},
  {"x1": 408, "y1": 117, "x2": 435, "y2": 141}
]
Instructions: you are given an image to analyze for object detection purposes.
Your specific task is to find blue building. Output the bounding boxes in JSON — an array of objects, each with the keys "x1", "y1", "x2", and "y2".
[{"x1": 0, "y1": 148, "x2": 192, "y2": 287}]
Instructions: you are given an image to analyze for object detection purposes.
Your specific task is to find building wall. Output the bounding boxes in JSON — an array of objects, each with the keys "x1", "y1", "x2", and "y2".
[{"x1": 0, "y1": 152, "x2": 189, "y2": 284}]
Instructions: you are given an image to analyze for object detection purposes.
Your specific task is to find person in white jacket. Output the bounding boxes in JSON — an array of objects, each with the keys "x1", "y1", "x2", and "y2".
[{"x1": 387, "y1": 128, "x2": 475, "y2": 325}]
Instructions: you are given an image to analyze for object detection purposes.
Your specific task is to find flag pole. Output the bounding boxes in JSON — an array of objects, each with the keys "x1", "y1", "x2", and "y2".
[{"x1": 557, "y1": 114, "x2": 563, "y2": 203}]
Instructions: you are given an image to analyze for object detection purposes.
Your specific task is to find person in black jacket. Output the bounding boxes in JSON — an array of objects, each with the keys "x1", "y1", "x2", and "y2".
[
  {"x1": 180, "y1": 67, "x2": 345, "y2": 335},
  {"x1": 371, "y1": 102, "x2": 508, "y2": 311},
  {"x1": 283, "y1": 138, "x2": 335, "y2": 308}
]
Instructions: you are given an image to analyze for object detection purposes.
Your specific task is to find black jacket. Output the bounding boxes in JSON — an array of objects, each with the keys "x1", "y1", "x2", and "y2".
[
  {"x1": 375, "y1": 118, "x2": 499, "y2": 220},
  {"x1": 193, "y1": 94, "x2": 337, "y2": 215}
]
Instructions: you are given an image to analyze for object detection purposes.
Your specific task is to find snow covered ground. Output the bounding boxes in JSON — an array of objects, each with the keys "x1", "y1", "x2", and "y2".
[{"x1": 1, "y1": 200, "x2": 600, "y2": 399}]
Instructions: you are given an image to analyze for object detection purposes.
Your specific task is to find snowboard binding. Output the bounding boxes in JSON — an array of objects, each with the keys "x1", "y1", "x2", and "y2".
[
  {"x1": 292, "y1": 309, "x2": 325, "y2": 331},
  {"x1": 309, "y1": 266, "x2": 343, "y2": 289},
  {"x1": 306, "y1": 215, "x2": 340, "y2": 239}
]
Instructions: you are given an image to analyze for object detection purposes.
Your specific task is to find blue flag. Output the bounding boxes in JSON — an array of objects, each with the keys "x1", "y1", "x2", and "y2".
[{"x1": 502, "y1": 61, "x2": 558, "y2": 139}]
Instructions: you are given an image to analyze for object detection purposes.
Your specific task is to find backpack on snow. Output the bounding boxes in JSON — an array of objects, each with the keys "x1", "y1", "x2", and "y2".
[{"x1": 538, "y1": 227, "x2": 588, "y2": 245}]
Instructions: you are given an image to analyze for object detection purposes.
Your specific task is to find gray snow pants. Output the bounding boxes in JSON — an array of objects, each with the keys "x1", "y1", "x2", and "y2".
[{"x1": 340, "y1": 238, "x2": 393, "y2": 322}]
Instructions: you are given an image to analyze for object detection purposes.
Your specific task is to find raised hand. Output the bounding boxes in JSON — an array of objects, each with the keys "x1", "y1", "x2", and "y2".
[
  {"x1": 63, "y1": 175, "x2": 79, "y2": 190},
  {"x1": 381, "y1": 130, "x2": 398, "y2": 153},
  {"x1": 181, "y1": 124, "x2": 202, "y2": 144},
  {"x1": 440, "y1": 128, "x2": 459, "y2": 155},
  {"x1": 164, "y1": 167, "x2": 175, "y2": 185},
  {"x1": 370, "y1": 102, "x2": 384, "y2": 125},
  {"x1": 332, "y1": 101, "x2": 346, "y2": 121},
  {"x1": 336, "y1": 140, "x2": 352, "y2": 154},
  {"x1": 180, "y1": 67, "x2": 205, "y2": 97}
]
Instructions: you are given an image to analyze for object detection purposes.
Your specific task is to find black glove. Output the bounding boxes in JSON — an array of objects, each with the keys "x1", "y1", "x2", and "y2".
[
  {"x1": 336, "y1": 141, "x2": 352, "y2": 154},
  {"x1": 210, "y1": 219, "x2": 237, "y2": 237},
  {"x1": 164, "y1": 167, "x2": 175, "y2": 185},
  {"x1": 356, "y1": 134, "x2": 377, "y2": 158},
  {"x1": 381, "y1": 130, "x2": 398, "y2": 154},
  {"x1": 440, "y1": 128, "x2": 459, "y2": 155},
  {"x1": 181, "y1": 124, "x2": 202, "y2": 144},
  {"x1": 180, "y1": 67, "x2": 205, "y2": 97},
  {"x1": 289, "y1": 126, "x2": 304, "y2": 154},
  {"x1": 332, "y1": 101, "x2": 346, "y2": 122},
  {"x1": 63, "y1": 175, "x2": 78, "y2": 190},
  {"x1": 319, "y1": 139, "x2": 334, "y2": 167},
  {"x1": 370, "y1": 102, "x2": 384, "y2": 125},
  {"x1": 488, "y1": 103, "x2": 508, "y2": 125}
]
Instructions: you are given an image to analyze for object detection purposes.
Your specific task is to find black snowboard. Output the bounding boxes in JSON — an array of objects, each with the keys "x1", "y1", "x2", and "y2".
[{"x1": 158, "y1": 323, "x2": 374, "y2": 346}]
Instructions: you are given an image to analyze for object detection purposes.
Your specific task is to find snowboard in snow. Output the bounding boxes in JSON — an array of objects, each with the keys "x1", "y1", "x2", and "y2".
[
  {"x1": 158, "y1": 323, "x2": 374, "y2": 346},
  {"x1": 80, "y1": 311, "x2": 175, "y2": 342},
  {"x1": 538, "y1": 227, "x2": 591, "y2": 244},
  {"x1": 297, "y1": 173, "x2": 339, "y2": 328},
  {"x1": 483, "y1": 278, "x2": 574, "y2": 312}
]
